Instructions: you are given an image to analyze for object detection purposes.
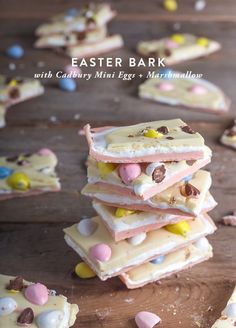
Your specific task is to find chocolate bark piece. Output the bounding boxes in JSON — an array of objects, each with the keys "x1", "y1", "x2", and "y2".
[{"x1": 17, "y1": 308, "x2": 34, "y2": 325}]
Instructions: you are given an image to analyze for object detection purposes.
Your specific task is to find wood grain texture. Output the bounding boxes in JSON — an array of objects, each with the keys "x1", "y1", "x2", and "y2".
[{"x1": 0, "y1": 0, "x2": 236, "y2": 327}]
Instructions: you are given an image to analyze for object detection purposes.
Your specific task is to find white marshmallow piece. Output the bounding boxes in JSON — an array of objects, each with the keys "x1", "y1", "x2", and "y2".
[{"x1": 0, "y1": 297, "x2": 17, "y2": 316}]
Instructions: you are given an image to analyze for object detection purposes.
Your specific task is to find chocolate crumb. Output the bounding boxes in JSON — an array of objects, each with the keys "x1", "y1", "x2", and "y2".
[
  {"x1": 9, "y1": 88, "x2": 20, "y2": 99},
  {"x1": 17, "y1": 308, "x2": 34, "y2": 325},
  {"x1": 185, "y1": 249, "x2": 191, "y2": 260},
  {"x1": 17, "y1": 160, "x2": 29, "y2": 166},
  {"x1": 164, "y1": 49, "x2": 172, "y2": 57},
  {"x1": 23, "y1": 153, "x2": 32, "y2": 158},
  {"x1": 181, "y1": 125, "x2": 195, "y2": 134},
  {"x1": 227, "y1": 129, "x2": 236, "y2": 137},
  {"x1": 86, "y1": 17, "x2": 96, "y2": 26},
  {"x1": 180, "y1": 183, "x2": 200, "y2": 197},
  {"x1": 128, "y1": 135, "x2": 134, "y2": 137},
  {"x1": 152, "y1": 165, "x2": 166, "y2": 183},
  {"x1": 157, "y1": 126, "x2": 169, "y2": 135},
  {"x1": 186, "y1": 160, "x2": 196, "y2": 166},
  {"x1": 77, "y1": 31, "x2": 86, "y2": 41},
  {"x1": 169, "y1": 197, "x2": 176, "y2": 205},
  {"x1": 6, "y1": 276, "x2": 24, "y2": 291},
  {"x1": 166, "y1": 136, "x2": 174, "y2": 140},
  {"x1": 6, "y1": 155, "x2": 18, "y2": 162}
]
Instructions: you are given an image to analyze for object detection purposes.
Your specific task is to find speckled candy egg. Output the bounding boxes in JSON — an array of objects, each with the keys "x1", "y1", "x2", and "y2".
[
  {"x1": 36, "y1": 310, "x2": 64, "y2": 328},
  {"x1": 0, "y1": 297, "x2": 17, "y2": 316}
]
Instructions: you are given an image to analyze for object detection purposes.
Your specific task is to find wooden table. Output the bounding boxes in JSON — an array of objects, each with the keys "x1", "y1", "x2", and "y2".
[{"x1": 0, "y1": 1, "x2": 236, "y2": 327}]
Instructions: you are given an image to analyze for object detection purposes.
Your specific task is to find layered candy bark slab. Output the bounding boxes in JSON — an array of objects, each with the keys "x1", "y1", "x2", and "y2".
[
  {"x1": 63, "y1": 214, "x2": 216, "y2": 281},
  {"x1": 0, "y1": 75, "x2": 44, "y2": 107},
  {"x1": 0, "y1": 103, "x2": 7, "y2": 128},
  {"x1": 0, "y1": 149, "x2": 61, "y2": 200},
  {"x1": 66, "y1": 34, "x2": 124, "y2": 58},
  {"x1": 221, "y1": 120, "x2": 236, "y2": 150},
  {"x1": 35, "y1": 26, "x2": 107, "y2": 48},
  {"x1": 87, "y1": 147, "x2": 211, "y2": 200},
  {"x1": 120, "y1": 237, "x2": 213, "y2": 289},
  {"x1": 82, "y1": 170, "x2": 216, "y2": 216},
  {"x1": 84, "y1": 119, "x2": 206, "y2": 163},
  {"x1": 139, "y1": 70, "x2": 230, "y2": 114},
  {"x1": 137, "y1": 34, "x2": 221, "y2": 65},
  {"x1": 211, "y1": 286, "x2": 236, "y2": 327},
  {"x1": 0, "y1": 274, "x2": 78, "y2": 327},
  {"x1": 35, "y1": 3, "x2": 116, "y2": 36},
  {"x1": 93, "y1": 200, "x2": 194, "y2": 241}
]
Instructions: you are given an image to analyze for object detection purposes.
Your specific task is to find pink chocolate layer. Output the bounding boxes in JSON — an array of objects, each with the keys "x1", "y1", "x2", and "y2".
[
  {"x1": 84, "y1": 124, "x2": 205, "y2": 163},
  {"x1": 0, "y1": 187, "x2": 60, "y2": 201},
  {"x1": 120, "y1": 251, "x2": 212, "y2": 289},
  {"x1": 91, "y1": 156, "x2": 210, "y2": 201}
]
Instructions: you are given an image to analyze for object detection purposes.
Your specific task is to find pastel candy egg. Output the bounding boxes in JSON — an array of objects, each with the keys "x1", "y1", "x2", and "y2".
[
  {"x1": 118, "y1": 163, "x2": 141, "y2": 184},
  {"x1": 165, "y1": 221, "x2": 190, "y2": 237},
  {"x1": 7, "y1": 172, "x2": 30, "y2": 191},
  {"x1": 24, "y1": 283, "x2": 48, "y2": 305},
  {"x1": 38, "y1": 148, "x2": 54, "y2": 156},
  {"x1": 36, "y1": 310, "x2": 64, "y2": 328},
  {"x1": 222, "y1": 303, "x2": 236, "y2": 318},
  {"x1": 194, "y1": 237, "x2": 209, "y2": 251},
  {"x1": 197, "y1": 37, "x2": 209, "y2": 47},
  {"x1": 0, "y1": 167, "x2": 13, "y2": 179},
  {"x1": 75, "y1": 262, "x2": 96, "y2": 278},
  {"x1": 165, "y1": 39, "x2": 179, "y2": 49},
  {"x1": 77, "y1": 218, "x2": 98, "y2": 236},
  {"x1": 0, "y1": 297, "x2": 17, "y2": 316},
  {"x1": 163, "y1": 0, "x2": 178, "y2": 12},
  {"x1": 128, "y1": 233, "x2": 146, "y2": 246},
  {"x1": 159, "y1": 68, "x2": 173, "y2": 79},
  {"x1": 144, "y1": 129, "x2": 163, "y2": 139},
  {"x1": 64, "y1": 65, "x2": 81, "y2": 75},
  {"x1": 171, "y1": 34, "x2": 185, "y2": 44},
  {"x1": 115, "y1": 208, "x2": 136, "y2": 218},
  {"x1": 6, "y1": 44, "x2": 24, "y2": 59},
  {"x1": 97, "y1": 162, "x2": 116, "y2": 178},
  {"x1": 135, "y1": 311, "x2": 161, "y2": 328},
  {"x1": 90, "y1": 243, "x2": 112, "y2": 262},
  {"x1": 59, "y1": 78, "x2": 77, "y2": 92},
  {"x1": 189, "y1": 85, "x2": 207, "y2": 95},
  {"x1": 150, "y1": 255, "x2": 165, "y2": 264},
  {"x1": 158, "y1": 82, "x2": 175, "y2": 91}
]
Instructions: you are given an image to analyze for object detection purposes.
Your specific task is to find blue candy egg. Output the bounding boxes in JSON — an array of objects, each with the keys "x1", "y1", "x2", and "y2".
[
  {"x1": 150, "y1": 255, "x2": 165, "y2": 264},
  {"x1": 66, "y1": 8, "x2": 78, "y2": 17},
  {"x1": 6, "y1": 45, "x2": 24, "y2": 59},
  {"x1": 59, "y1": 78, "x2": 77, "y2": 92},
  {"x1": 0, "y1": 167, "x2": 13, "y2": 179},
  {"x1": 183, "y1": 174, "x2": 193, "y2": 183},
  {"x1": 159, "y1": 68, "x2": 173, "y2": 79}
]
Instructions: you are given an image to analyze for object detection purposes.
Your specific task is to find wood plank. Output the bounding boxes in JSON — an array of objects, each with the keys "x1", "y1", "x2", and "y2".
[{"x1": 0, "y1": 222, "x2": 235, "y2": 327}]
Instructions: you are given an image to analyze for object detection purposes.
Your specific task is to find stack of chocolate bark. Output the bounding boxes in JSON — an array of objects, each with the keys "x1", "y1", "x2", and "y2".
[
  {"x1": 35, "y1": 3, "x2": 124, "y2": 58},
  {"x1": 64, "y1": 119, "x2": 217, "y2": 289}
]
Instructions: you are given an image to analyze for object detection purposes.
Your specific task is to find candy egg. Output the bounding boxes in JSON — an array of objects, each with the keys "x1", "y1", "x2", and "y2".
[
  {"x1": 0, "y1": 167, "x2": 13, "y2": 179},
  {"x1": 159, "y1": 68, "x2": 173, "y2": 79},
  {"x1": 75, "y1": 262, "x2": 96, "y2": 278},
  {"x1": 189, "y1": 85, "x2": 207, "y2": 95},
  {"x1": 24, "y1": 283, "x2": 48, "y2": 305},
  {"x1": 38, "y1": 148, "x2": 54, "y2": 156},
  {"x1": 128, "y1": 233, "x2": 146, "y2": 246},
  {"x1": 0, "y1": 297, "x2": 17, "y2": 316},
  {"x1": 165, "y1": 39, "x2": 179, "y2": 49},
  {"x1": 135, "y1": 311, "x2": 161, "y2": 328},
  {"x1": 197, "y1": 37, "x2": 209, "y2": 47},
  {"x1": 36, "y1": 310, "x2": 64, "y2": 328},
  {"x1": 194, "y1": 237, "x2": 209, "y2": 251},
  {"x1": 171, "y1": 34, "x2": 185, "y2": 44},
  {"x1": 8, "y1": 79, "x2": 18, "y2": 87},
  {"x1": 158, "y1": 82, "x2": 175, "y2": 91},
  {"x1": 6, "y1": 44, "x2": 24, "y2": 59},
  {"x1": 222, "y1": 303, "x2": 236, "y2": 318},
  {"x1": 115, "y1": 208, "x2": 136, "y2": 218},
  {"x1": 118, "y1": 163, "x2": 141, "y2": 184},
  {"x1": 144, "y1": 129, "x2": 163, "y2": 139},
  {"x1": 163, "y1": 0, "x2": 178, "y2": 12},
  {"x1": 150, "y1": 255, "x2": 165, "y2": 264},
  {"x1": 183, "y1": 174, "x2": 193, "y2": 182},
  {"x1": 7, "y1": 172, "x2": 30, "y2": 191},
  {"x1": 165, "y1": 221, "x2": 190, "y2": 237},
  {"x1": 59, "y1": 78, "x2": 77, "y2": 92},
  {"x1": 90, "y1": 243, "x2": 112, "y2": 262},
  {"x1": 97, "y1": 162, "x2": 116, "y2": 178},
  {"x1": 77, "y1": 218, "x2": 98, "y2": 236}
]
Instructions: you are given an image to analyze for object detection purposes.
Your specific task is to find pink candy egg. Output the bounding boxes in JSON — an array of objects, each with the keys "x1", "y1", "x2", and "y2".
[
  {"x1": 25, "y1": 283, "x2": 49, "y2": 306},
  {"x1": 165, "y1": 39, "x2": 179, "y2": 49},
  {"x1": 64, "y1": 65, "x2": 81, "y2": 75},
  {"x1": 189, "y1": 85, "x2": 207, "y2": 95},
  {"x1": 90, "y1": 243, "x2": 112, "y2": 262},
  {"x1": 38, "y1": 148, "x2": 54, "y2": 156},
  {"x1": 118, "y1": 164, "x2": 141, "y2": 185},
  {"x1": 158, "y1": 82, "x2": 175, "y2": 91},
  {"x1": 135, "y1": 311, "x2": 161, "y2": 328}
]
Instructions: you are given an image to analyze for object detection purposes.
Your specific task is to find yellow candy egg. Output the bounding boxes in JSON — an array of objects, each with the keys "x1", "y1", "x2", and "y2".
[
  {"x1": 7, "y1": 172, "x2": 30, "y2": 191},
  {"x1": 97, "y1": 162, "x2": 116, "y2": 178},
  {"x1": 144, "y1": 129, "x2": 163, "y2": 139},
  {"x1": 196, "y1": 37, "x2": 209, "y2": 47},
  {"x1": 165, "y1": 221, "x2": 190, "y2": 237},
  {"x1": 163, "y1": 0, "x2": 178, "y2": 12},
  {"x1": 115, "y1": 208, "x2": 136, "y2": 218},
  {"x1": 171, "y1": 34, "x2": 185, "y2": 44},
  {"x1": 75, "y1": 262, "x2": 96, "y2": 279},
  {"x1": 8, "y1": 79, "x2": 18, "y2": 87}
]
